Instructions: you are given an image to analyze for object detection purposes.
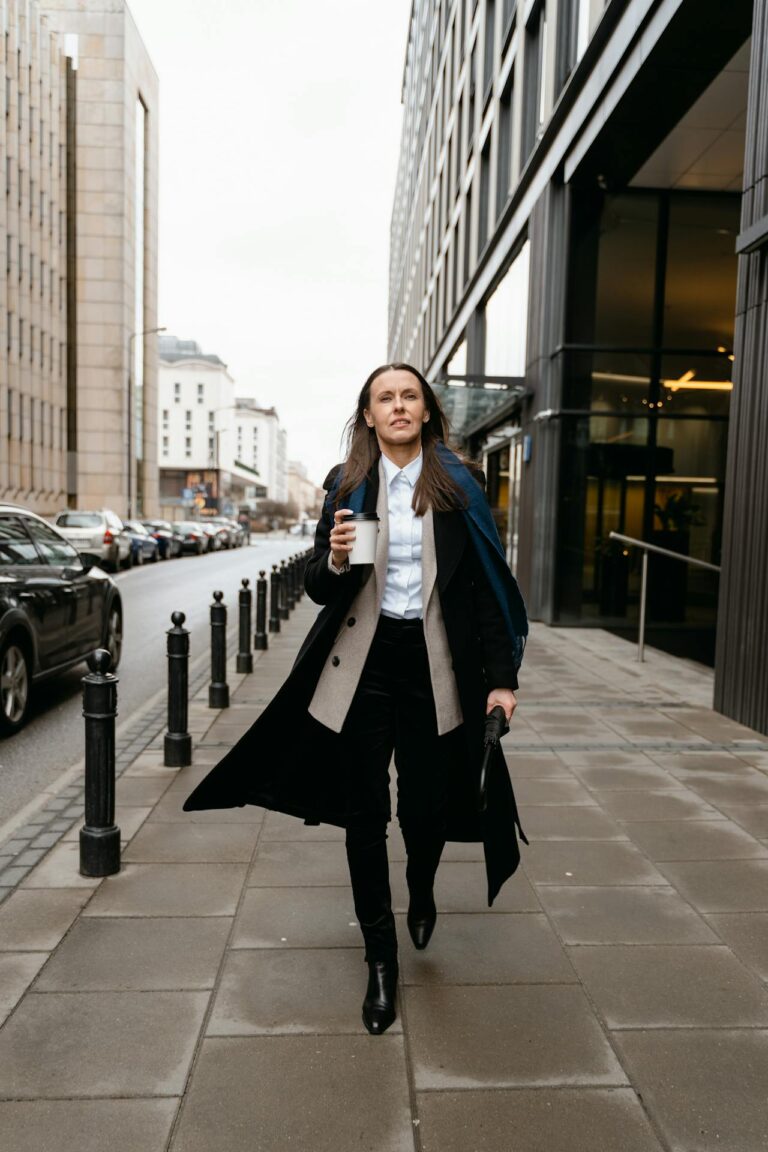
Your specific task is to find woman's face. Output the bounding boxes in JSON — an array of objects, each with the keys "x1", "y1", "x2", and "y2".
[{"x1": 363, "y1": 369, "x2": 430, "y2": 452}]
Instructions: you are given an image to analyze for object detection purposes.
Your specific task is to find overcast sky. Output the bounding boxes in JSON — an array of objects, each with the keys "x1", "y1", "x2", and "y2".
[{"x1": 126, "y1": 0, "x2": 413, "y2": 487}]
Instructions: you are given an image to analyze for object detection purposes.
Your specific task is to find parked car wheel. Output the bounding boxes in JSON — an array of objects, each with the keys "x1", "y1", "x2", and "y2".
[
  {"x1": 104, "y1": 604, "x2": 123, "y2": 671},
  {"x1": 150, "y1": 544, "x2": 159, "y2": 562},
  {"x1": 0, "y1": 637, "x2": 31, "y2": 735}
]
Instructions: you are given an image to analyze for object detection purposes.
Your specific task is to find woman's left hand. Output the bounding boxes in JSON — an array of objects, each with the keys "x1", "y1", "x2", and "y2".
[{"x1": 486, "y1": 688, "x2": 517, "y2": 722}]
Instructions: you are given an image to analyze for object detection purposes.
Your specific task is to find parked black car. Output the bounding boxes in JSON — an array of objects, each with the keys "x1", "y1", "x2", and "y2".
[
  {"x1": 174, "y1": 522, "x2": 207, "y2": 555},
  {"x1": 0, "y1": 505, "x2": 123, "y2": 735}
]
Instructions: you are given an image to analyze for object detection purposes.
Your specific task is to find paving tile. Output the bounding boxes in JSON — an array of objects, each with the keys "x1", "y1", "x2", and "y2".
[
  {"x1": 20, "y1": 842, "x2": 101, "y2": 889},
  {"x1": 558, "y1": 750, "x2": 671, "y2": 768},
  {"x1": 503, "y1": 752, "x2": 573, "y2": 777},
  {"x1": 707, "y1": 913, "x2": 768, "y2": 981},
  {"x1": 614, "y1": 1030, "x2": 768, "y2": 1152},
  {"x1": 170, "y1": 1035, "x2": 412, "y2": 1151},
  {"x1": 0, "y1": 990, "x2": 208, "y2": 1098},
  {"x1": 0, "y1": 888, "x2": 90, "y2": 951},
  {"x1": 398, "y1": 912, "x2": 574, "y2": 985},
  {"x1": 521, "y1": 806, "x2": 628, "y2": 841},
  {"x1": 515, "y1": 778, "x2": 596, "y2": 805},
  {"x1": 115, "y1": 776, "x2": 173, "y2": 806},
  {"x1": 392, "y1": 860, "x2": 541, "y2": 913},
  {"x1": 0, "y1": 866, "x2": 31, "y2": 886},
  {"x1": 718, "y1": 803, "x2": 768, "y2": 837},
  {"x1": 247, "y1": 841, "x2": 350, "y2": 886},
  {"x1": 0, "y1": 1099, "x2": 178, "y2": 1152},
  {"x1": 207, "y1": 948, "x2": 392, "y2": 1035},
  {"x1": 231, "y1": 886, "x2": 361, "y2": 949},
  {"x1": 259, "y1": 811, "x2": 345, "y2": 840},
  {"x1": 594, "y1": 789, "x2": 722, "y2": 822},
  {"x1": 406, "y1": 985, "x2": 627, "y2": 1089},
  {"x1": 82, "y1": 863, "x2": 247, "y2": 917},
  {"x1": 35, "y1": 917, "x2": 232, "y2": 991},
  {"x1": 655, "y1": 859, "x2": 768, "y2": 912},
  {"x1": 537, "y1": 886, "x2": 718, "y2": 944},
  {"x1": 683, "y1": 773, "x2": 768, "y2": 806},
  {"x1": 123, "y1": 822, "x2": 258, "y2": 863},
  {"x1": 149, "y1": 791, "x2": 264, "y2": 823},
  {"x1": 524, "y1": 840, "x2": 667, "y2": 885},
  {"x1": 649, "y1": 751, "x2": 753, "y2": 774},
  {"x1": 567, "y1": 944, "x2": 768, "y2": 1028},
  {"x1": 569, "y1": 764, "x2": 678, "y2": 790},
  {"x1": 0, "y1": 954, "x2": 48, "y2": 1024},
  {"x1": 625, "y1": 820, "x2": 767, "y2": 861},
  {"x1": 415, "y1": 1088, "x2": 664, "y2": 1152}
]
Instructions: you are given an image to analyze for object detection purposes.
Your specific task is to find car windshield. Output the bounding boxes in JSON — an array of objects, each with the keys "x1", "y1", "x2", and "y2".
[
  {"x1": 56, "y1": 512, "x2": 102, "y2": 528},
  {"x1": 125, "y1": 521, "x2": 147, "y2": 534}
]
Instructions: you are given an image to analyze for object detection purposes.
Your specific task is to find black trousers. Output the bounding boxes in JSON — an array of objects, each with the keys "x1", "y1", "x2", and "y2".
[{"x1": 341, "y1": 614, "x2": 448, "y2": 961}]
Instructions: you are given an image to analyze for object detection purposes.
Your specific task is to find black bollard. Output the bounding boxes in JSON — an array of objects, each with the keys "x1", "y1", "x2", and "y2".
[
  {"x1": 237, "y1": 579, "x2": 254, "y2": 674},
  {"x1": 269, "y1": 564, "x2": 281, "y2": 633},
  {"x1": 254, "y1": 569, "x2": 268, "y2": 650},
  {"x1": 80, "y1": 649, "x2": 121, "y2": 877},
  {"x1": 279, "y1": 560, "x2": 289, "y2": 620},
  {"x1": 209, "y1": 590, "x2": 230, "y2": 708},
  {"x1": 286, "y1": 556, "x2": 297, "y2": 611},
  {"x1": 164, "y1": 611, "x2": 192, "y2": 767}
]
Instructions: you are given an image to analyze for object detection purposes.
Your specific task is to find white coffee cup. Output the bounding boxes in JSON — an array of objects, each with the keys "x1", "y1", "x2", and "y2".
[{"x1": 345, "y1": 513, "x2": 380, "y2": 565}]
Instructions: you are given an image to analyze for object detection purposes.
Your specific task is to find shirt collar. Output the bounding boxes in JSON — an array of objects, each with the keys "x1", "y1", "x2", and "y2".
[{"x1": 381, "y1": 449, "x2": 423, "y2": 489}]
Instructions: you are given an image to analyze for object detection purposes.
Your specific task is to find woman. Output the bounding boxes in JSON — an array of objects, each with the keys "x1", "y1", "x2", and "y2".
[{"x1": 184, "y1": 363, "x2": 528, "y2": 1036}]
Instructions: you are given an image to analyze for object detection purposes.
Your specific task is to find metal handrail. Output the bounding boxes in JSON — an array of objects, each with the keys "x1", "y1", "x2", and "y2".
[{"x1": 608, "y1": 531, "x2": 721, "y2": 663}]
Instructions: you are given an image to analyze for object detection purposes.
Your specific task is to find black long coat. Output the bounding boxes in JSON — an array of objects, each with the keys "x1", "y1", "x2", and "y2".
[{"x1": 183, "y1": 464, "x2": 528, "y2": 905}]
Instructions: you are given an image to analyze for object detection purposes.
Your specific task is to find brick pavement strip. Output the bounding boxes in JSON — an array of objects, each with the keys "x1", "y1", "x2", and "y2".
[{"x1": 0, "y1": 607, "x2": 767, "y2": 1150}]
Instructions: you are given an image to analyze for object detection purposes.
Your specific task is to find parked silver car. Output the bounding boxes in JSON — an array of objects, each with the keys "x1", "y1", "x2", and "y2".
[{"x1": 52, "y1": 510, "x2": 132, "y2": 572}]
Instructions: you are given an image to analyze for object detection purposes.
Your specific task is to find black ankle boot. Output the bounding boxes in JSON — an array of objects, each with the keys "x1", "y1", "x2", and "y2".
[
  {"x1": 407, "y1": 892, "x2": 437, "y2": 950},
  {"x1": 362, "y1": 957, "x2": 399, "y2": 1035}
]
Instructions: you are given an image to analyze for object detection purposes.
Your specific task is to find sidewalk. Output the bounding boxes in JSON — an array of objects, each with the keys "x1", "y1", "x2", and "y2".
[{"x1": 0, "y1": 600, "x2": 767, "y2": 1151}]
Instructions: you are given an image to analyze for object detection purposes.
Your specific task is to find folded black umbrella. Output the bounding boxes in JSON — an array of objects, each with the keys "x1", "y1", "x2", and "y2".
[{"x1": 478, "y1": 704, "x2": 508, "y2": 813}]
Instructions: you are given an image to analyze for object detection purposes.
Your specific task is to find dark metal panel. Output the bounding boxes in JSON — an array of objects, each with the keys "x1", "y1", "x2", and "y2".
[
  {"x1": 65, "y1": 59, "x2": 77, "y2": 508},
  {"x1": 714, "y1": 0, "x2": 768, "y2": 735},
  {"x1": 518, "y1": 180, "x2": 569, "y2": 621}
]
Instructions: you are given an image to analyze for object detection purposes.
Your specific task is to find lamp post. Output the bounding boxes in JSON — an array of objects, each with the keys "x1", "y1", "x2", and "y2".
[{"x1": 127, "y1": 325, "x2": 166, "y2": 518}]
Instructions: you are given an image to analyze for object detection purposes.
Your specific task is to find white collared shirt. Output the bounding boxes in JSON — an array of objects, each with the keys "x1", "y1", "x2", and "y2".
[{"x1": 380, "y1": 449, "x2": 423, "y2": 619}]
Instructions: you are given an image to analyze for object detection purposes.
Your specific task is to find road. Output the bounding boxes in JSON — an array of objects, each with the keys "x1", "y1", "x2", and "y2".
[{"x1": 0, "y1": 538, "x2": 312, "y2": 829}]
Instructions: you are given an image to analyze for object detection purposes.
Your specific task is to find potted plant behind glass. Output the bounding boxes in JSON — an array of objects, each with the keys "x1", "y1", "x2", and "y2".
[{"x1": 648, "y1": 490, "x2": 704, "y2": 622}]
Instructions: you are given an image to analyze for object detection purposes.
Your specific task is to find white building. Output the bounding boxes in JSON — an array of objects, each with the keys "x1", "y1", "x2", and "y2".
[{"x1": 157, "y1": 334, "x2": 287, "y2": 516}]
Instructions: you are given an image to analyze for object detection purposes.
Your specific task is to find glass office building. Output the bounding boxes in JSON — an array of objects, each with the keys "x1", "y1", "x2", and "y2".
[{"x1": 389, "y1": 0, "x2": 768, "y2": 732}]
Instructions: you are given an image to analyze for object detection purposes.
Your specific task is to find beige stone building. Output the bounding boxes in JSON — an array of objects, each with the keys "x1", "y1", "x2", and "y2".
[
  {"x1": 1, "y1": 0, "x2": 69, "y2": 516},
  {"x1": 0, "y1": 0, "x2": 159, "y2": 518},
  {"x1": 287, "y1": 459, "x2": 323, "y2": 521}
]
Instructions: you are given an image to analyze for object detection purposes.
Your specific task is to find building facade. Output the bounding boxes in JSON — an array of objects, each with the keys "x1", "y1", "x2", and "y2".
[
  {"x1": 158, "y1": 334, "x2": 288, "y2": 518},
  {"x1": 1, "y1": 0, "x2": 70, "y2": 516},
  {"x1": 390, "y1": 0, "x2": 768, "y2": 733},
  {"x1": 0, "y1": 0, "x2": 159, "y2": 518},
  {"x1": 287, "y1": 459, "x2": 323, "y2": 520}
]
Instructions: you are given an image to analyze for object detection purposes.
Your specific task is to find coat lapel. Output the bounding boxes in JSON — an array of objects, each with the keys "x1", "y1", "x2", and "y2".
[{"x1": 434, "y1": 507, "x2": 468, "y2": 594}]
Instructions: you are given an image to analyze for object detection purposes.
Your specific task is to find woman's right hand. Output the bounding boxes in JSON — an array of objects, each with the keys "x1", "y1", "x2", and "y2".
[{"x1": 329, "y1": 508, "x2": 355, "y2": 568}]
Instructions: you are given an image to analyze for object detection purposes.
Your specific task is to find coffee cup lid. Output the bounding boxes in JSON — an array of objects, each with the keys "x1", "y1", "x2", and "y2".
[{"x1": 344, "y1": 513, "x2": 380, "y2": 521}]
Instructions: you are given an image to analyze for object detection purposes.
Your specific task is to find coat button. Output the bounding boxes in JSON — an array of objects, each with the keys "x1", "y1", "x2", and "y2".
[
  {"x1": 331, "y1": 655, "x2": 340, "y2": 667},
  {"x1": 347, "y1": 617, "x2": 356, "y2": 627}
]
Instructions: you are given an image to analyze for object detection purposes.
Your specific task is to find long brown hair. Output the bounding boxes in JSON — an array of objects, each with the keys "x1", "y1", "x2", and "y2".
[{"x1": 334, "y1": 363, "x2": 477, "y2": 515}]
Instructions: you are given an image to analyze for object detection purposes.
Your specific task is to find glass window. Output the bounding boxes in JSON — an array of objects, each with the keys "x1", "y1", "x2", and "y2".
[
  {"x1": 26, "y1": 519, "x2": 80, "y2": 565},
  {"x1": 0, "y1": 517, "x2": 39, "y2": 565},
  {"x1": 485, "y1": 240, "x2": 530, "y2": 376},
  {"x1": 591, "y1": 193, "x2": 658, "y2": 348},
  {"x1": 56, "y1": 512, "x2": 101, "y2": 528},
  {"x1": 663, "y1": 194, "x2": 740, "y2": 349}
]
